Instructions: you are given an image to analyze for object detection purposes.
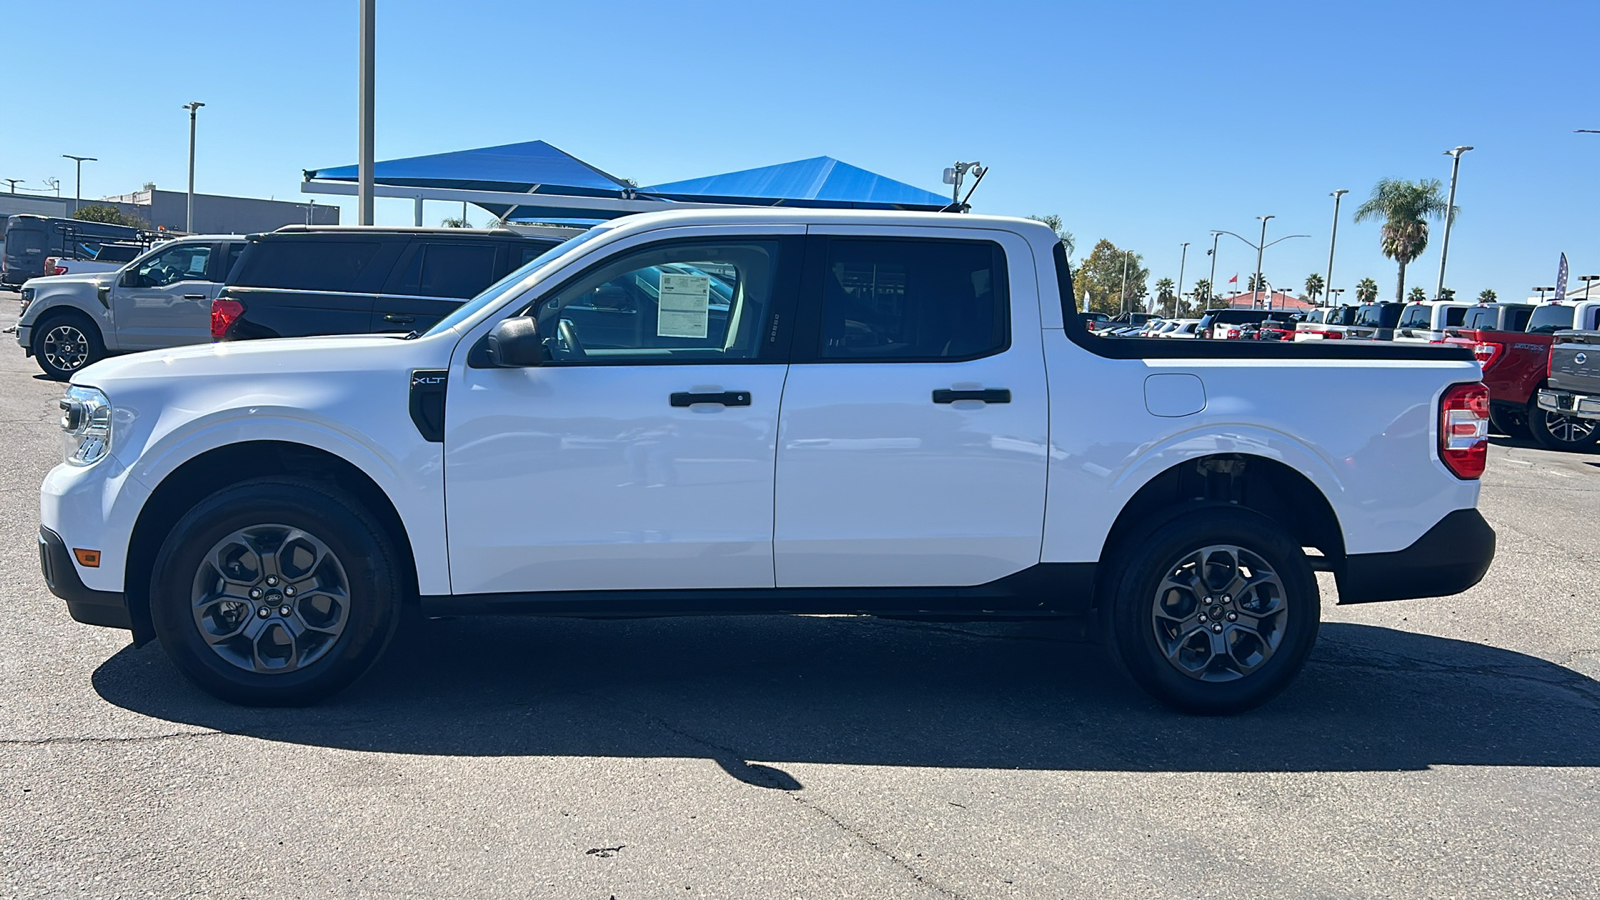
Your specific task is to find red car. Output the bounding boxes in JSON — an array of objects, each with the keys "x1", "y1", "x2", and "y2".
[{"x1": 1445, "y1": 300, "x2": 1600, "y2": 450}]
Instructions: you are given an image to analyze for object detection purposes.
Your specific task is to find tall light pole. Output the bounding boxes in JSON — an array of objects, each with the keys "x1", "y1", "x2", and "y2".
[
  {"x1": 1253, "y1": 215, "x2": 1274, "y2": 308},
  {"x1": 1325, "y1": 189, "x2": 1348, "y2": 306},
  {"x1": 61, "y1": 155, "x2": 96, "y2": 215},
  {"x1": 1435, "y1": 146, "x2": 1473, "y2": 299},
  {"x1": 3, "y1": 179, "x2": 20, "y2": 195},
  {"x1": 1581, "y1": 274, "x2": 1599, "y2": 300},
  {"x1": 357, "y1": 0, "x2": 376, "y2": 226},
  {"x1": 1207, "y1": 231, "x2": 1222, "y2": 307},
  {"x1": 1119, "y1": 249, "x2": 1131, "y2": 316},
  {"x1": 182, "y1": 101, "x2": 205, "y2": 233},
  {"x1": 1176, "y1": 242, "x2": 1189, "y2": 318}
]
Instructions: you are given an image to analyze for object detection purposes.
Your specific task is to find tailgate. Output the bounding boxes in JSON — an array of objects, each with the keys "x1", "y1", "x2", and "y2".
[{"x1": 1550, "y1": 332, "x2": 1600, "y2": 393}]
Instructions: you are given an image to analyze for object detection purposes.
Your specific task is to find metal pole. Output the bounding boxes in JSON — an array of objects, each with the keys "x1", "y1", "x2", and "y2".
[
  {"x1": 1120, "y1": 249, "x2": 1130, "y2": 316},
  {"x1": 3, "y1": 179, "x2": 18, "y2": 194},
  {"x1": 1207, "y1": 232, "x2": 1221, "y2": 308},
  {"x1": 1253, "y1": 215, "x2": 1273, "y2": 309},
  {"x1": 1325, "y1": 189, "x2": 1347, "y2": 306},
  {"x1": 357, "y1": 0, "x2": 376, "y2": 226},
  {"x1": 62, "y1": 155, "x2": 95, "y2": 216},
  {"x1": 183, "y1": 102, "x2": 204, "y2": 233},
  {"x1": 1435, "y1": 146, "x2": 1472, "y2": 299},
  {"x1": 1176, "y1": 242, "x2": 1188, "y2": 318}
]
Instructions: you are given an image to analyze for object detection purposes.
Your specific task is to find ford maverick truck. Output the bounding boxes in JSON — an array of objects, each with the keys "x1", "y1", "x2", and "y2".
[{"x1": 39, "y1": 210, "x2": 1495, "y2": 714}]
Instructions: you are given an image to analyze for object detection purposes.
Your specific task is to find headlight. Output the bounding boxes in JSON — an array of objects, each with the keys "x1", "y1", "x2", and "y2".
[
  {"x1": 59, "y1": 386, "x2": 112, "y2": 466},
  {"x1": 19, "y1": 287, "x2": 33, "y2": 312}
]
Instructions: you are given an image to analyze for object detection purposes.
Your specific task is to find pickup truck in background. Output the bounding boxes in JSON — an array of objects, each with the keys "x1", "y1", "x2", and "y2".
[
  {"x1": 1448, "y1": 300, "x2": 1600, "y2": 450},
  {"x1": 15, "y1": 236, "x2": 247, "y2": 380},
  {"x1": 1537, "y1": 330, "x2": 1600, "y2": 429},
  {"x1": 41, "y1": 243, "x2": 146, "y2": 278},
  {"x1": 1393, "y1": 300, "x2": 1470, "y2": 344},
  {"x1": 41, "y1": 209, "x2": 1495, "y2": 716},
  {"x1": 212, "y1": 226, "x2": 571, "y2": 342},
  {"x1": 1294, "y1": 305, "x2": 1357, "y2": 341},
  {"x1": 1341, "y1": 302, "x2": 1405, "y2": 341}
]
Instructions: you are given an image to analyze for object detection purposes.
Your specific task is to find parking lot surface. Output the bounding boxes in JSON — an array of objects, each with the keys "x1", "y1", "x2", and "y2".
[{"x1": 2, "y1": 298, "x2": 1598, "y2": 898}]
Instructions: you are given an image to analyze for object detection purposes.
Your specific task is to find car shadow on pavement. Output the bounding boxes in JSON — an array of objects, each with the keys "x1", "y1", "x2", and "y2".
[{"x1": 92, "y1": 616, "x2": 1600, "y2": 784}]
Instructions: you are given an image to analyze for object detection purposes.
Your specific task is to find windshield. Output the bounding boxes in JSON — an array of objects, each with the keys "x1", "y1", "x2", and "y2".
[
  {"x1": 1526, "y1": 304, "x2": 1576, "y2": 334},
  {"x1": 424, "y1": 227, "x2": 609, "y2": 337}
]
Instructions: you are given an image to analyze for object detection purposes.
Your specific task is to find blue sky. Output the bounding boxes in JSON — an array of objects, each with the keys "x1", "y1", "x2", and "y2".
[{"x1": 7, "y1": 0, "x2": 1597, "y2": 302}]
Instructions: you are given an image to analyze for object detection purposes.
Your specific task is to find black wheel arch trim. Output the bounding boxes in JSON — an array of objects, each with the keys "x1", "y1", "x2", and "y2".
[
  {"x1": 1336, "y1": 508, "x2": 1495, "y2": 604},
  {"x1": 39, "y1": 526, "x2": 138, "y2": 636}
]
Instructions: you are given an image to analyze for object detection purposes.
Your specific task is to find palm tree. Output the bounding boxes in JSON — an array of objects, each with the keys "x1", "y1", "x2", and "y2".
[
  {"x1": 1192, "y1": 278, "x2": 1212, "y2": 306},
  {"x1": 1028, "y1": 215, "x2": 1075, "y2": 258},
  {"x1": 1478, "y1": 288, "x2": 1497, "y2": 302},
  {"x1": 1353, "y1": 178, "x2": 1455, "y2": 301},
  {"x1": 1304, "y1": 273, "x2": 1325, "y2": 304},
  {"x1": 1408, "y1": 286, "x2": 1428, "y2": 302},
  {"x1": 1356, "y1": 278, "x2": 1379, "y2": 303},
  {"x1": 1247, "y1": 272, "x2": 1267, "y2": 292}
]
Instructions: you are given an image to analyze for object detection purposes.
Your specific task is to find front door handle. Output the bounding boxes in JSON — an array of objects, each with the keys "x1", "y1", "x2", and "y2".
[
  {"x1": 183, "y1": 293, "x2": 206, "y2": 300},
  {"x1": 383, "y1": 314, "x2": 415, "y2": 324},
  {"x1": 933, "y1": 388, "x2": 1010, "y2": 404},
  {"x1": 671, "y1": 391, "x2": 751, "y2": 407}
]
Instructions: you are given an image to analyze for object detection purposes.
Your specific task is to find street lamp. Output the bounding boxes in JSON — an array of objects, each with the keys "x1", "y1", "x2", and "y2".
[
  {"x1": 1327, "y1": 288, "x2": 1345, "y2": 307},
  {"x1": 1119, "y1": 249, "x2": 1131, "y2": 316},
  {"x1": 1176, "y1": 242, "x2": 1189, "y2": 319},
  {"x1": 3, "y1": 179, "x2": 20, "y2": 195},
  {"x1": 357, "y1": 0, "x2": 376, "y2": 226},
  {"x1": 1206, "y1": 231, "x2": 1222, "y2": 307},
  {"x1": 1435, "y1": 146, "x2": 1473, "y2": 299},
  {"x1": 1534, "y1": 286, "x2": 1555, "y2": 302},
  {"x1": 1253, "y1": 215, "x2": 1274, "y2": 308},
  {"x1": 182, "y1": 101, "x2": 205, "y2": 233},
  {"x1": 1581, "y1": 274, "x2": 1600, "y2": 299},
  {"x1": 1213, "y1": 226, "x2": 1310, "y2": 308},
  {"x1": 61, "y1": 155, "x2": 96, "y2": 215},
  {"x1": 1325, "y1": 189, "x2": 1348, "y2": 306}
]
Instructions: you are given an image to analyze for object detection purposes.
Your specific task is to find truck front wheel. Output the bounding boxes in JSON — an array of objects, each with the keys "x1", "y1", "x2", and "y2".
[
  {"x1": 1527, "y1": 402, "x2": 1600, "y2": 452},
  {"x1": 148, "y1": 478, "x2": 403, "y2": 706},
  {"x1": 31, "y1": 313, "x2": 104, "y2": 381},
  {"x1": 1102, "y1": 507, "x2": 1320, "y2": 715}
]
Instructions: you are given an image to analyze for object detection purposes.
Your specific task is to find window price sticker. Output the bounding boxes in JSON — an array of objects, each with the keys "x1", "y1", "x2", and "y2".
[{"x1": 658, "y1": 273, "x2": 711, "y2": 339}]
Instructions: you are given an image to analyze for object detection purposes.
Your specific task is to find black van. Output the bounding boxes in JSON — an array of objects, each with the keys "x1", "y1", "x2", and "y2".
[
  {"x1": 214, "y1": 226, "x2": 571, "y2": 341},
  {"x1": 2, "y1": 215, "x2": 151, "y2": 286}
]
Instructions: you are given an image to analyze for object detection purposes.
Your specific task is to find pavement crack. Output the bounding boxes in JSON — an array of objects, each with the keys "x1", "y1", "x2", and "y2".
[{"x1": 0, "y1": 729, "x2": 224, "y2": 748}]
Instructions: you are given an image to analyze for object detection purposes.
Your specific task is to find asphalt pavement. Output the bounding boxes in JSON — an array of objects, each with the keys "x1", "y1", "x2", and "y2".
[{"x1": 1, "y1": 296, "x2": 1597, "y2": 898}]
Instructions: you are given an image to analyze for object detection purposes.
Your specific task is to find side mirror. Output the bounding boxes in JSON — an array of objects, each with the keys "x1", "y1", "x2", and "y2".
[{"x1": 483, "y1": 317, "x2": 543, "y2": 367}]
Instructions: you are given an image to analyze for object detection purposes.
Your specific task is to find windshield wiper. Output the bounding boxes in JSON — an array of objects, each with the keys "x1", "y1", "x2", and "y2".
[{"x1": 401, "y1": 330, "x2": 422, "y2": 340}]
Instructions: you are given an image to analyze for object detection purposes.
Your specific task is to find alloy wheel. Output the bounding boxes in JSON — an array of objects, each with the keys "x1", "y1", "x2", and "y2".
[
  {"x1": 42, "y1": 324, "x2": 90, "y2": 372},
  {"x1": 1150, "y1": 544, "x2": 1288, "y2": 682}
]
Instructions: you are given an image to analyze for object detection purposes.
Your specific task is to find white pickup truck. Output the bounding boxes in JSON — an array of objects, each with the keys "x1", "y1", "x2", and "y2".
[{"x1": 39, "y1": 210, "x2": 1496, "y2": 714}]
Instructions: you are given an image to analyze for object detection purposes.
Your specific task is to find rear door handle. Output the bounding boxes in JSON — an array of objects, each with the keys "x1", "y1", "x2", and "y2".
[
  {"x1": 670, "y1": 391, "x2": 751, "y2": 407},
  {"x1": 383, "y1": 314, "x2": 415, "y2": 324},
  {"x1": 933, "y1": 389, "x2": 1010, "y2": 404},
  {"x1": 183, "y1": 294, "x2": 206, "y2": 299}
]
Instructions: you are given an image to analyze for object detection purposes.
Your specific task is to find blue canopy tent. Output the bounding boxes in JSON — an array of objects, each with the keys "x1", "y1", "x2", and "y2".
[
  {"x1": 301, "y1": 142, "x2": 954, "y2": 223},
  {"x1": 639, "y1": 157, "x2": 951, "y2": 211}
]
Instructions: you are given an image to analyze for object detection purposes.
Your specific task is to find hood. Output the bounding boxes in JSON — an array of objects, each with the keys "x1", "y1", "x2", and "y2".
[
  {"x1": 25, "y1": 271, "x2": 115, "y2": 289},
  {"x1": 71, "y1": 331, "x2": 450, "y2": 388}
]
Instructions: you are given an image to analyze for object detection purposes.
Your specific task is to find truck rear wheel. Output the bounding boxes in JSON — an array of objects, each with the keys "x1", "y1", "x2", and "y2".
[
  {"x1": 1102, "y1": 507, "x2": 1320, "y2": 715},
  {"x1": 32, "y1": 313, "x2": 104, "y2": 381},
  {"x1": 1527, "y1": 402, "x2": 1600, "y2": 452},
  {"x1": 148, "y1": 478, "x2": 402, "y2": 706}
]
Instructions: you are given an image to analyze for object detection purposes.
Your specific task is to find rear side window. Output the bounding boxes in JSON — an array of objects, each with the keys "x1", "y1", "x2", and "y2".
[
  {"x1": 1463, "y1": 307, "x2": 1497, "y2": 329},
  {"x1": 1444, "y1": 307, "x2": 1466, "y2": 327},
  {"x1": 1526, "y1": 304, "x2": 1576, "y2": 334},
  {"x1": 231, "y1": 239, "x2": 383, "y2": 291},
  {"x1": 1399, "y1": 305, "x2": 1429, "y2": 328},
  {"x1": 396, "y1": 242, "x2": 500, "y2": 298},
  {"x1": 819, "y1": 238, "x2": 1007, "y2": 361},
  {"x1": 1506, "y1": 306, "x2": 1533, "y2": 331}
]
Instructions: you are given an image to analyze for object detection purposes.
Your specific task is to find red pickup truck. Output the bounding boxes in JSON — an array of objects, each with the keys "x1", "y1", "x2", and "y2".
[{"x1": 1447, "y1": 300, "x2": 1600, "y2": 450}]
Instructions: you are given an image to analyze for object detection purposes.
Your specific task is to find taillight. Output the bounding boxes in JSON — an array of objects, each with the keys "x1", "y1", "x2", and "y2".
[
  {"x1": 1225, "y1": 328, "x2": 1241, "y2": 339},
  {"x1": 1473, "y1": 341, "x2": 1502, "y2": 369},
  {"x1": 1439, "y1": 382, "x2": 1489, "y2": 479},
  {"x1": 211, "y1": 298, "x2": 244, "y2": 340}
]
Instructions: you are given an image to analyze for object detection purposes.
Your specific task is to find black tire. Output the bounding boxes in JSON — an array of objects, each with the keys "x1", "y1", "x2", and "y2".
[
  {"x1": 31, "y1": 312, "x2": 105, "y2": 381},
  {"x1": 149, "y1": 478, "x2": 402, "y2": 706},
  {"x1": 1526, "y1": 401, "x2": 1600, "y2": 452},
  {"x1": 1488, "y1": 403, "x2": 1527, "y2": 439},
  {"x1": 1101, "y1": 506, "x2": 1320, "y2": 715}
]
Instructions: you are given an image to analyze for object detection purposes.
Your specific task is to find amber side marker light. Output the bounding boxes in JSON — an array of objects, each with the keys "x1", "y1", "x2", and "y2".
[{"x1": 73, "y1": 549, "x2": 101, "y2": 568}]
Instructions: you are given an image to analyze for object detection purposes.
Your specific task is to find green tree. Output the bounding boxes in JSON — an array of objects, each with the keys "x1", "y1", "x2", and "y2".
[
  {"x1": 1072, "y1": 239, "x2": 1148, "y2": 316},
  {"x1": 72, "y1": 205, "x2": 148, "y2": 228},
  {"x1": 1353, "y1": 178, "x2": 1455, "y2": 301},
  {"x1": 1191, "y1": 278, "x2": 1213, "y2": 307},
  {"x1": 1028, "y1": 214, "x2": 1075, "y2": 258},
  {"x1": 1304, "y1": 273, "x2": 1325, "y2": 304},
  {"x1": 1155, "y1": 277, "x2": 1176, "y2": 314},
  {"x1": 1477, "y1": 288, "x2": 1497, "y2": 303},
  {"x1": 440, "y1": 216, "x2": 470, "y2": 227},
  {"x1": 1247, "y1": 272, "x2": 1267, "y2": 292},
  {"x1": 1408, "y1": 286, "x2": 1428, "y2": 301},
  {"x1": 1439, "y1": 287, "x2": 1456, "y2": 301},
  {"x1": 1355, "y1": 277, "x2": 1380, "y2": 302}
]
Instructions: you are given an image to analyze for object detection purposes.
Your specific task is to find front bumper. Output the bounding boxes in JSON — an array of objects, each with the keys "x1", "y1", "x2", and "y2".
[
  {"x1": 1537, "y1": 389, "x2": 1600, "y2": 420},
  {"x1": 1337, "y1": 508, "x2": 1495, "y2": 604},
  {"x1": 16, "y1": 322, "x2": 31, "y2": 353},
  {"x1": 39, "y1": 525, "x2": 130, "y2": 629}
]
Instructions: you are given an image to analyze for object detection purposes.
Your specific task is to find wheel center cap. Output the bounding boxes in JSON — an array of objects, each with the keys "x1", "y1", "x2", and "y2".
[{"x1": 1208, "y1": 604, "x2": 1224, "y2": 620}]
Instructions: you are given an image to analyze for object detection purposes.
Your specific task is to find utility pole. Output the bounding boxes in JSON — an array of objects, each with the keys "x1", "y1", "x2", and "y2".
[
  {"x1": 183, "y1": 101, "x2": 205, "y2": 233},
  {"x1": 1253, "y1": 215, "x2": 1274, "y2": 309},
  {"x1": 1325, "y1": 189, "x2": 1348, "y2": 305},
  {"x1": 61, "y1": 155, "x2": 96, "y2": 216},
  {"x1": 1176, "y1": 242, "x2": 1189, "y2": 318},
  {"x1": 1119, "y1": 249, "x2": 1131, "y2": 317},
  {"x1": 357, "y1": 0, "x2": 376, "y2": 226},
  {"x1": 1435, "y1": 146, "x2": 1473, "y2": 299}
]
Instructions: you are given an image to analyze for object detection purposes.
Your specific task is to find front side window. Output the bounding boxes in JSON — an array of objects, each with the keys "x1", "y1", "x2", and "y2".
[
  {"x1": 525, "y1": 239, "x2": 785, "y2": 363},
  {"x1": 133, "y1": 243, "x2": 211, "y2": 287},
  {"x1": 819, "y1": 238, "x2": 1007, "y2": 361}
]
